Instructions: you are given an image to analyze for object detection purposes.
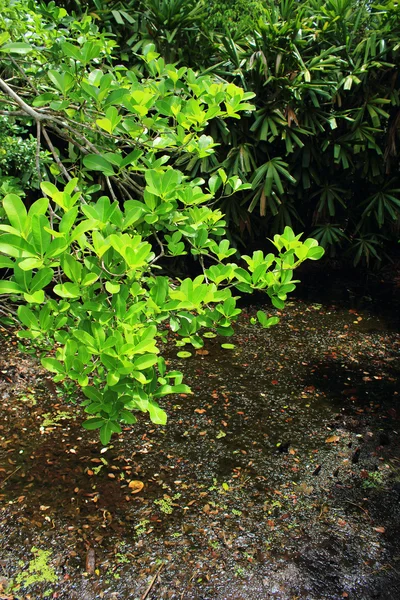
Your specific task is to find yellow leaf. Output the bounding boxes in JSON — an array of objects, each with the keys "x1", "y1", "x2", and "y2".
[
  {"x1": 128, "y1": 480, "x2": 144, "y2": 494},
  {"x1": 325, "y1": 435, "x2": 340, "y2": 443}
]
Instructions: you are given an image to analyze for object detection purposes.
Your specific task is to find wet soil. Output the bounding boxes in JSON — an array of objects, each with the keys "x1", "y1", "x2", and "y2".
[{"x1": 1, "y1": 282, "x2": 400, "y2": 599}]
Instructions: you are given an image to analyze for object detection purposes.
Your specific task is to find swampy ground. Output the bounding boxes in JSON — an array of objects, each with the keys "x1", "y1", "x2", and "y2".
[{"x1": 1, "y1": 268, "x2": 400, "y2": 600}]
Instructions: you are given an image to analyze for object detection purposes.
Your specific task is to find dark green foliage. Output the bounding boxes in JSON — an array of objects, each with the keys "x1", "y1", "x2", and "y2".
[
  {"x1": 0, "y1": 118, "x2": 47, "y2": 190},
  {"x1": 204, "y1": 0, "x2": 267, "y2": 33},
  {"x1": 197, "y1": 0, "x2": 400, "y2": 264}
]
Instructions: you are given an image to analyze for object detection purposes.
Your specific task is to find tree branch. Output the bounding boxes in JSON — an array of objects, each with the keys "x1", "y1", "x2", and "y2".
[
  {"x1": 0, "y1": 79, "x2": 144, "y2": 197},
  {"x1": 0, "y1": 77, "x2": 45, "y2": 121},
  {"x1": 41, "y1": 125, "x2": 73, "y2": 183},
  {"x1": 150, "y1": 231, "x2": 165, "y2": 265},
  {"x1": 36, "y1": 120, "x2": 42, "y2": 184}
]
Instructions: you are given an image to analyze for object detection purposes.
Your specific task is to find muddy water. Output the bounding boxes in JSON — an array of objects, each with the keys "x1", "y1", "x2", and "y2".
[{"x1": 0, "y1": 296, "x2": 400, "y2": 600}]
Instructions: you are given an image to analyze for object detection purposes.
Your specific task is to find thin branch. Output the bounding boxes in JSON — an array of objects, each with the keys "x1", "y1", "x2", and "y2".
[
  {"x1": 0, "y1": 302, "x2": 18, "y2": 320},
  {"x1": 0, "y1": 109, "x2": 30, "y2": 117},
  {"x1": 36, "y1": 120, "x2": 42, "y2": 184},
  {"x1": 199, "y1": 255, "x2": 209, "y2": 283},
  {"x1": 0, "y1": 77, "x2": 45, "y2": 120},
  {"x1": 116, "y1": 180, "x2": 134, "y2": 200},
  {"x1": 119, "y1": 172, "x2": 144, "y2": 194},
  {"x1": 7, "y1": 55, "x2": 39, "y2": 94},
  {"x1": 0, "y1": 466, "x2": 22, "y2": 488},
  {"x1": 41, "y1": 125, "x2": 73, "y2": 183},
  {"x1": 50, "y1": 122, "x2": 89, "y2": 155},
  {"x1": 150, "y1": 231, "x2": 165, "y2": 265},
  {"x1": 101, "y1": 260, "x2": 121, "y2": 277},
  {"x1": 105, "y1": 176, "x2": 117, "y2": 202},
  {"x1": 41, "y1": 125, "x2": 86, "y2": 207},
  {"x1": 141, "y1": 563, "x2": 164, "y2": 600}
]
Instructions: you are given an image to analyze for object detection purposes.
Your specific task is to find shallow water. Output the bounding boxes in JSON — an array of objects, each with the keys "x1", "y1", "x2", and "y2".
[{"x1": 0, "y1": 295, "x2": 400, "y2": 599}]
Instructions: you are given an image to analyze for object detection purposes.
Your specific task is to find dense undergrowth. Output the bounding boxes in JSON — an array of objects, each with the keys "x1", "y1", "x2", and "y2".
[{"x1": 3, "y1": 0, "x2": 398, "y2": 264}]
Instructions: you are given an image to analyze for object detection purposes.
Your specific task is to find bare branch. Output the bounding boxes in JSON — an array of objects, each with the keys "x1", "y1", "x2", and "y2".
[
  {"x1": 105, "y1": 176, "x2": 117, "y2": 202},
  {"x1": 199, "y1": 255, "x2": 209, "y2": 283},
  {"x1": 41, "y1": 125, "x2": 86, "y2": 204},
  {"x1": 0, "y1": 109, "x2": 30, "y2": 117},
  {"x1": 36, "y1": 120, "x2": 42, "y2": 184},
  {"x1": 41, "y1": 125, "x2": 73, "y2": 183},
  {"x1": 0, "y1": 79, "x2": 144, "y2": 198},
  {"x1": 0, "y1": 77, "x2": 45, "y2": 121},
  {"x1": 7, "y1": 55, "x2": 39, "y2": 94},
  {"x1": 150, "y1": 231, "x2": 165, "y2": 265}
]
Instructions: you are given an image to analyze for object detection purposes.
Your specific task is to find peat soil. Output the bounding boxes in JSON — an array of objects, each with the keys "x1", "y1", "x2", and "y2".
[{"x1": 0, "y1": 273, "x2": 400, "y2": 600}]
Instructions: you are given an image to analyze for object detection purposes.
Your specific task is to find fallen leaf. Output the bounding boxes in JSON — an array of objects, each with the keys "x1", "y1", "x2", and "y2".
[
  {"x1": 297, "y1": 483, "x2": 314, "y2": 494},
  {"x1": 267, "y1": 520, "x2": 275, "y2": 527},
  {"x1": 128, "y1": 480, "x2": 144, "y2": 494},
  {"x1": 304, "y1": 385, "x2": 316, "y2": 393},
  {"x1": 326, "y1": 435, "x2": 340, "y2": 443},
  {"x1": 194, "y1": 408, "x2": 206, "y2": 414},
  {"x1": 374, "y1": 526, "x2": 385, "y2": 533},
  {"x1": 196, "y1": 349, "x2": 209, "y2": 356}
]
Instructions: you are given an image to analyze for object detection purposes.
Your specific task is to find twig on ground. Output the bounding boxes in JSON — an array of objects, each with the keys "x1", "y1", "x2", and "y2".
[
  {"x1": 344, "y1": 499, "x2": 372, "y2": 520},
  {"x1": 0, "y1": 466, "x2": 22, "y2": 488},
  {"x1": 141, "y1": 563, "x2": 164, "y2": 600}
]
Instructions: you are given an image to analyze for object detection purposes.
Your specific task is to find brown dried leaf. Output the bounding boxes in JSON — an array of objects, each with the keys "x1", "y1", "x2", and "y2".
[{"x1": 266, "y1": 519, "x2": 275, "y2": 528}]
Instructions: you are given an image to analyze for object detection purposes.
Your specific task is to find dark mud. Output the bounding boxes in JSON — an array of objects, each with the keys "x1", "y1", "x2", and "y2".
[{"x1": 0, "y1": 290, "x2": 400, "y2": 599}]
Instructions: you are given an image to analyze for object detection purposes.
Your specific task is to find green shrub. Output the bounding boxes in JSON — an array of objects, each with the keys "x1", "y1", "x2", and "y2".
[{"x1": 0, "y1": 5, "x2": 324, "y2": 444}]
